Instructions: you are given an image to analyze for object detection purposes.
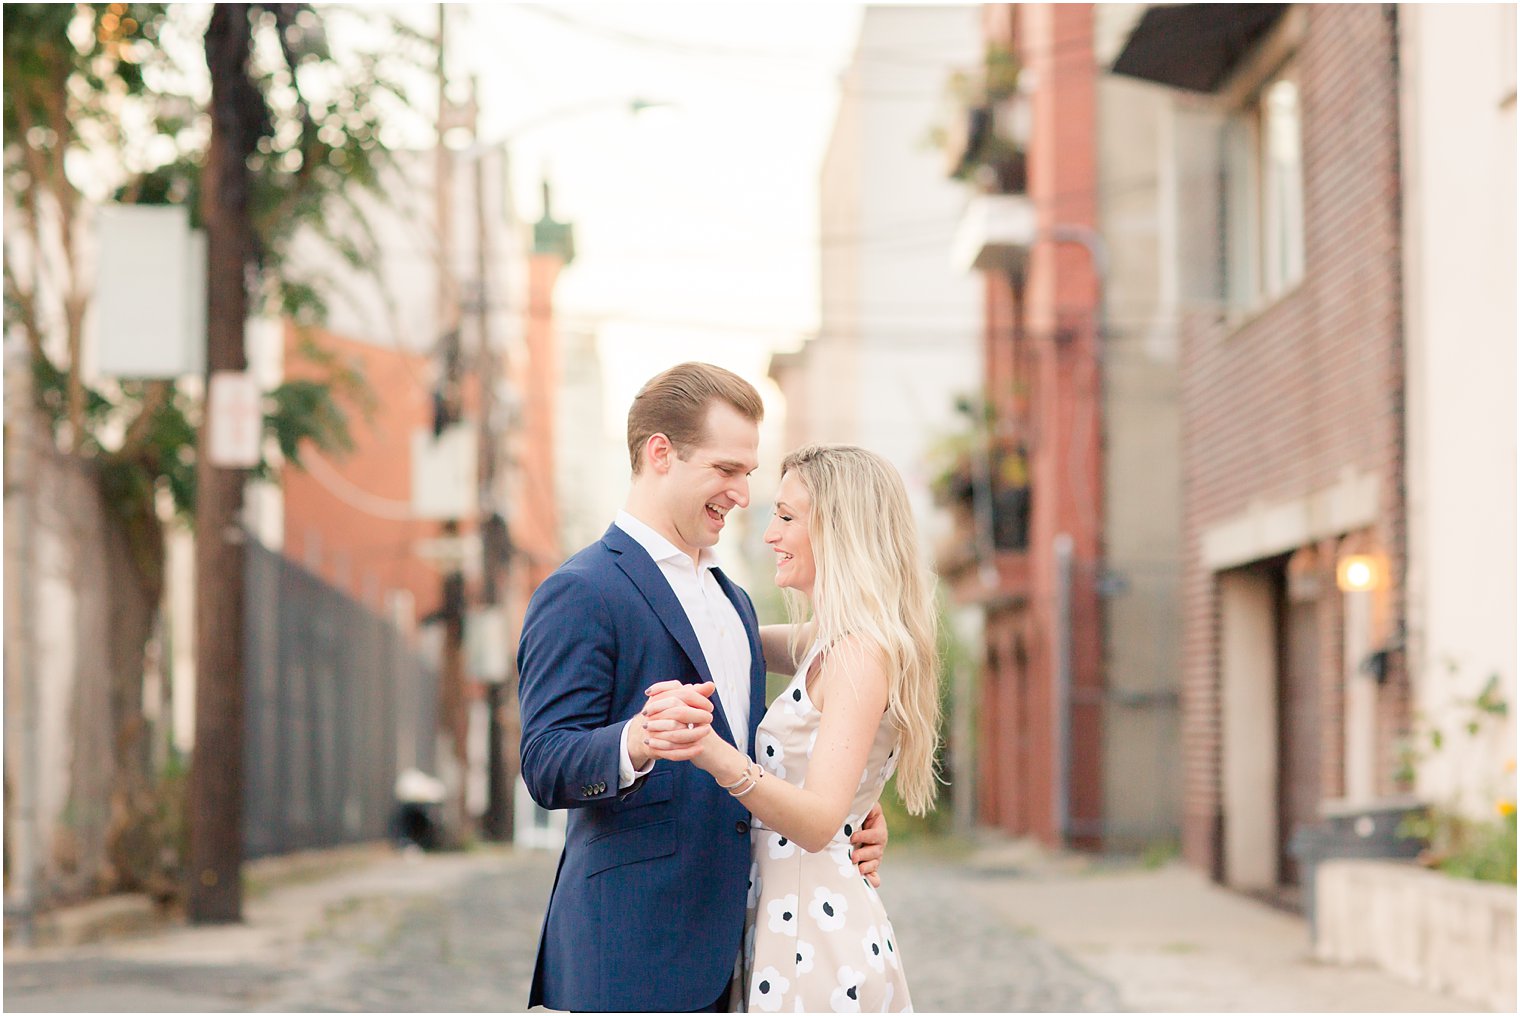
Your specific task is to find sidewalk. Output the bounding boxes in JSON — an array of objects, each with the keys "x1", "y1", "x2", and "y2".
[
  {"x1": 4, "y1": 844, "x2": 525, "y2": 1012},
  {"x1": 947, "y1": 834, "x2": 1479, "y2": 1012}
]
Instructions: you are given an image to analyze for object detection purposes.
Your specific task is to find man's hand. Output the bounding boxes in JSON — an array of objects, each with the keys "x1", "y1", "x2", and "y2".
[
  {"x1": 631, "y1": 680, "x2": 716, "y2": 766},
  {"x1": 851, "y1": 801, "x2": 889, "y2": 888}
]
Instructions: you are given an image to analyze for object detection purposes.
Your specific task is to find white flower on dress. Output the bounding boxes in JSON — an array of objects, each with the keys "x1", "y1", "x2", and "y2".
[
  {"x1": 749, "y1": 965, "x2": 790, "y2": 1012},
  {"x1": 882, "y1": 924, "x2": 900, "y2": 970},
  {"x1": 832, "y1": 843, "x2": 856, "y2": 879},
  {"x1": 747, "y1": 859, "x2": 761, "y2": 908},
  {"x1": 806, "y1": 728, "x2": 818, "y2": 757},
  {"x1": 829, "y1": 965, "x2": 865, "y2": 1013},
  {"x1": 808, "y1": 885, "x2": 848, "y2": 932},
  {"x1": 794, "y1": 938, "x2": 816, "y2": 974},
  {"x1": 861, "y1": 925, "x2": 885, "y2": 973},
  {"x1": 882, "y1": 983, "x2": 895, "y2": 1012},
  {"x1": 767, "y1": 894, "x2": 799, "y2": 934},
  {"x1": 758, "y1": 731, "x2": 787, "y2": 779},
  {"x1": 767, "y1": 830, "x2": 797, "y2": 860}
]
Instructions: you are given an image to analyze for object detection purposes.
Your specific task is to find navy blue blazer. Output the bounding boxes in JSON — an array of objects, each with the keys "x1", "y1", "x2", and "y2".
[{"x1": 518, "y1": 524, "x2": 767, "y2": 1012}]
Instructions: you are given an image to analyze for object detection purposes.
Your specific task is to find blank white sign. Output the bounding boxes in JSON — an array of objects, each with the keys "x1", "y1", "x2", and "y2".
[
  {"x1": 411, "y1": 423, "x2": 478, "y2": 520},
  {"x1": 95, "y1": 204, "x2": 205, "y2": 379}
]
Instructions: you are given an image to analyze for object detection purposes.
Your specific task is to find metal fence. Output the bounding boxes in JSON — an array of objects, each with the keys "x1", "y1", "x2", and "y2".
[{"x1": 243, "y1": 542, "x2": 438, "y2": 859}]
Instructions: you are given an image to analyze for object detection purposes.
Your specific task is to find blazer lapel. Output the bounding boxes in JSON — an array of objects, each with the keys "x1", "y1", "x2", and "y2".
[
  {"x1": 712, "y1": 566, "x2": 766, "y2": 762},
  {"x1": 602, "y1": 525, "x2": 738, "y2": 748}
]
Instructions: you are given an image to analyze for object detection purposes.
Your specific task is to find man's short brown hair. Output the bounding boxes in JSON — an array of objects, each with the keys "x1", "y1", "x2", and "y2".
[{"x1": 626, "y1": 362, "x2": 764, "y2": 473}]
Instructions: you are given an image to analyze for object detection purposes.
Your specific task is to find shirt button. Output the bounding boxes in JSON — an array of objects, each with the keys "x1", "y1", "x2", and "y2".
[{"x1": 736, "y1": 820, "x2": 750, "y2": 834}]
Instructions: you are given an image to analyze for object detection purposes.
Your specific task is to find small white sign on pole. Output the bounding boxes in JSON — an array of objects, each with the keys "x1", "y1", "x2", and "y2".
[
  {"x1": 95, "y1": 204, "x2": 206, "y2": 379},
  {"x1": 411, "y1": 424, "x2": 478, "y2": 520},
  {"x1": 207, "y1": 371, "x2": 263, "y2": 469},
  {"x1": 466, "y1": 606, "x2": 510, "y2": 683},
  {"x1": 413, "y1": 533, "x2": 483, "y2": 581}
]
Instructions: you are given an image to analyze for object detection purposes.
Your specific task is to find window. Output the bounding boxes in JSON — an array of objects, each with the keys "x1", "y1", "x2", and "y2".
[
  {"x1": 1223, "y1": 59, "x2": 1306, "y2": 312},
  {"x1": 1259, "y1": 69, "x2": 1305, "y2": 297}
]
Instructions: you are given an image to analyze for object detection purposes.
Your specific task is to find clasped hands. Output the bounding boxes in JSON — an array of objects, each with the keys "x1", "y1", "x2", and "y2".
[
  {"x1": 634, "y1": 679, "x2": 889, "y2": 887},
  {"x1": 638, "y1": 679, "x2": 719, "y2": 762}
]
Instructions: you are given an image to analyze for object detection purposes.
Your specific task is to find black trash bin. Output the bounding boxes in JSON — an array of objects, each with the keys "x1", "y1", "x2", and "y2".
[
  {"x1": 1288, "y1": 799, "x2": 1426, "y2": 939},
  {"x1": 392, "y1": 768, "x2": 447, "y2": 852}
]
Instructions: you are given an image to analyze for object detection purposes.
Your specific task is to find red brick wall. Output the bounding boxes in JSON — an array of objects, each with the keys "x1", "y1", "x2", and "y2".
[
  {"x1": 973, "y1": 3, "x2": 1105, "y2": 846},
  {"x1": 1179, "y1": 5, "x2": 1407, "y2": 871},
  {"x1": 281, "y1": 324, "x2": 450, "y2": 622}
]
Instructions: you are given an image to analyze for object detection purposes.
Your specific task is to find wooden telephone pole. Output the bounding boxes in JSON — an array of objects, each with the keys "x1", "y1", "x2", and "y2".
[
  {"x1": 188, "y1": 3, "x2": 260, "y2": 923},
  {"x1": 434, "y1": 6, "x2": 472, "y2": 845}
]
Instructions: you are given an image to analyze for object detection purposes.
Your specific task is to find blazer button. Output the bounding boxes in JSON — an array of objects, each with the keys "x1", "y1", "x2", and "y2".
[{"x1": 736, "y1": 820, "x2": 750, "y2": 834}]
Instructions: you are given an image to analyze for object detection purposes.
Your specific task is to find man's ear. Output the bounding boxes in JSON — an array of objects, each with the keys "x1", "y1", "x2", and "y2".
[{"x1": 644, "y1": 433, "x2": 674, "y2": 474}]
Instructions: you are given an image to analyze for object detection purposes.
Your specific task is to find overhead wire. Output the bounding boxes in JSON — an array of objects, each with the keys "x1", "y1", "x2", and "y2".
[{"x1": 500, "y1": 4, "x2": 1108, "y2": 101}]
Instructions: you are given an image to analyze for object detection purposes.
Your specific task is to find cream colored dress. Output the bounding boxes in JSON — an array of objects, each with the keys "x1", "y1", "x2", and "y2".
[{"x1": 740, "y1": 642, "x2": 912, "y2": 1013}]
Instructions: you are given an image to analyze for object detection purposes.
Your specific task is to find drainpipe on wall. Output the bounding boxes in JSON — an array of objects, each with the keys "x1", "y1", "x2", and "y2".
[
  {"x1": 1041, "y1": 226, "x2": 1106, "y2": 848},
  {"x1": 1053, "y1": 532, "x2": 1074, "y2": 843}
]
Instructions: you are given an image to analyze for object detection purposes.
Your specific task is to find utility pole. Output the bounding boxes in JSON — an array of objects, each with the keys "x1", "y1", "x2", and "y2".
[
  {"x1": 189, "y1": 3, "x2": 258, "y2": 923},
  {"x1": 434, "y1": 6, "x2": 471, "y2": 846},
  {"x1": 471, "y1": 75, "x2": 514, "y2": 843}
]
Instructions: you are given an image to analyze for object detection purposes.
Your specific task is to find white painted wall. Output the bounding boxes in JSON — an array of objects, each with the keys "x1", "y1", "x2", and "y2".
[
  {"x1": 556, "y1": 328, "x2": 626, "y2": 555},
  {"x1": 1400, "y1": 4, "x2": 1518, "y2": 817},
  {"x1": 796, "y1": 5, "x2": 983, "y2": 552}
]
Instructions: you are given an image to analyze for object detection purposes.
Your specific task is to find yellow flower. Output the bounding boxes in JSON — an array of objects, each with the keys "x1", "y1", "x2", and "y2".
[
  {"x1": 1498, "y1": 800, "x2": 1517, "y2": 817},
  {"x1": 1506, "y1": 758, "x2": 1517, "y2": 774}
]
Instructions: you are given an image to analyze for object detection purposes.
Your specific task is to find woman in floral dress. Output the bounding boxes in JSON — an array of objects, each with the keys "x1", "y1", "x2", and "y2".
[{"x1": 644, "y1": 444, "x2": 941, "y2": 1012}]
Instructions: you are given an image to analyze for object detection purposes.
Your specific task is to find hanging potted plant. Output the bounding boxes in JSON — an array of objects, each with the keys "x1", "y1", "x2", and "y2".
[{"x1": 929, "y1": 42, "x2": 1027, "y2": 193}]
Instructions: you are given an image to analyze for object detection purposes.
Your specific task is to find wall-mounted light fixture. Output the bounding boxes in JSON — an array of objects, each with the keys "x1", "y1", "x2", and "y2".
[{"x1": 1336, "y1": 553, "x2": 1379, "y2": 592}]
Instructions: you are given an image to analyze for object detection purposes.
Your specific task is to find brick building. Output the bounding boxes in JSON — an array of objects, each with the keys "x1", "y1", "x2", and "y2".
[
  {"x1": 945, "y1": 4, "x2": 1177, "y2": 849},
  {"x1": 1112, "y1": 5, "x2": 1412, "y2": 896},
  {"x1": 280, "y1": 325, "x2": 451, "y2": 626}
]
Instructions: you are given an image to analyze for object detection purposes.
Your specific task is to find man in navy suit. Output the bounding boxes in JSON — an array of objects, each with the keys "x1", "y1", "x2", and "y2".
[{"x1": 518, "y1": 363, "x2": 886, "y2": 1012}]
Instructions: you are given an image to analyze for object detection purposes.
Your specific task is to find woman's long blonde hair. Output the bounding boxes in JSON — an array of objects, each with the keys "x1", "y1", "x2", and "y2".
[{"x1": 779, "y1": 444, "x2": 941, "y2": 815}]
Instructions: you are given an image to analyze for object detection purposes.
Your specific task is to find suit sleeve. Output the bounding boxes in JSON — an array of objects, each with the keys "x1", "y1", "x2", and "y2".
[{"x1": 517, "y1": 569, "x2": 626, "y2": 810}]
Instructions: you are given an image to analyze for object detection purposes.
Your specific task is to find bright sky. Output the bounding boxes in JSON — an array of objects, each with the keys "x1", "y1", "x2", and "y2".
[{"x1": 441, "y1": 2, "x2": 867, "y2": 436}]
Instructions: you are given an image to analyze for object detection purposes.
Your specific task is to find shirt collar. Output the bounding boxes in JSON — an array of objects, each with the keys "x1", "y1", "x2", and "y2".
[{"x1": 615, "y1": 510, "x2": 720, "y2": 573}]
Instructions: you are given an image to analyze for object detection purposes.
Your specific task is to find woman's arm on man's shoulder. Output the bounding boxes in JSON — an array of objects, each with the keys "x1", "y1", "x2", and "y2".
[{"x1": 758, "y1": 620, "x2": 816, "y2": 675}]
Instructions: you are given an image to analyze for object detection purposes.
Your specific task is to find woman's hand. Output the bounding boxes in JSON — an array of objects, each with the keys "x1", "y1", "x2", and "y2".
[
  {"x1": 851, "y1": 801, "x2": 889, "y2": 888},
  {"x1": 639, "y1": 680, "x2": 716, "y2": 763}
]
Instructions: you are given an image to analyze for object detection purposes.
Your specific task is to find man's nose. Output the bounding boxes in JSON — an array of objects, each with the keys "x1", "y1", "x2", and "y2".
[{"x1": 731, "y1": 477, "x2": 750, "y2": 509}]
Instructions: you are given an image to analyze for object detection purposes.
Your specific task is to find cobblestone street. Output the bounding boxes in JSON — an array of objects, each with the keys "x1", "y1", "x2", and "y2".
[
  {"x1": 3, "y1": 840, "x2": 1474, "y2": 1013},
  {"x1": 5, "y1": 844, "x2": 1118, "y2": 1012}
]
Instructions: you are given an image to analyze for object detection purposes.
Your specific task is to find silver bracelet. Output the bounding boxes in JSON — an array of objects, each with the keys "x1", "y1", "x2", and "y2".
[{"x1": 727, "y1": 761, "x2": 765, "y2": 797}]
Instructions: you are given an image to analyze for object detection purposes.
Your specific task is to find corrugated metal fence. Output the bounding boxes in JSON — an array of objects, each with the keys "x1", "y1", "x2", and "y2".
[{"x1": 243, "y1": 543, "x2": 438, "y2": 859}]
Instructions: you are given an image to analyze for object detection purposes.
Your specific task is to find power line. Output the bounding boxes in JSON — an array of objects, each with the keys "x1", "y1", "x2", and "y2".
[
  {"x1": 512, "y1": 4, "x2": 967, "y2": 69},
  {"x1": 506, "y1": 5, "x2": 1110, "y2": 99}
]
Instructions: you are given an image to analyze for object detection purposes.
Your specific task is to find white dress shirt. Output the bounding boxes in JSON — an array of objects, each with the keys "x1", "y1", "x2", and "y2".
[{"x1": 615, "y1": 510, "x2": 753, "y2": 787}]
